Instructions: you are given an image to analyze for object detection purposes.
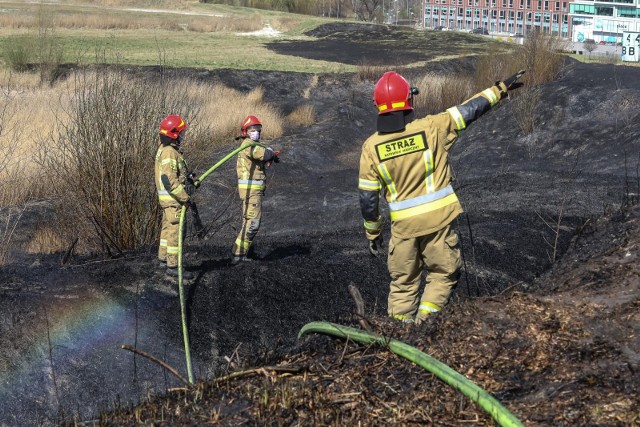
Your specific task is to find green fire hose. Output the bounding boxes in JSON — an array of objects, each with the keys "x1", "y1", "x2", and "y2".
[
  {"x1": 176, "y1": 141, "x2": 263, "y2": 384},
  {"x1": 298, "y1": 321, "x2": 524, "y2": 427}
]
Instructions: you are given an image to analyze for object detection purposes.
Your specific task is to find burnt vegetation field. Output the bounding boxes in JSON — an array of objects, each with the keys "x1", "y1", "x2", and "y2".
[{"x1": 0, "y1": 21, "x2": 639, "y2": 427}]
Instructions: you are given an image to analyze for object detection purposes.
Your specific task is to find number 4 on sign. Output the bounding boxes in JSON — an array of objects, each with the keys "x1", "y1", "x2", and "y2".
[{"x1": 625, "y1": 33, "x2": 640, "y2": 44}]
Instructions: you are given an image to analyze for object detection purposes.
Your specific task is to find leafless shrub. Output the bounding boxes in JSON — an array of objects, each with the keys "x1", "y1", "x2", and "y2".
[
  {"x1": 511, "y1": 86, "x2": 541, "y2": 136},
  {"x1": 35, "y1": 7, "x2": 64, "y2": 86},
  {"x1": 617, "y1": 94, "x2": 639, "y2": 128},
  {"x1": 0, "y1": 206, "x2": 27, "y2": 265},
  {"x1": 516, "y1": 30, "x2": 566, "y2": 87},
  {"x1": 536, "y1": 157, "x2": 581, "y2": 263},
  {"x1": 3, "y1": 7, "x2": 64, "y2": 86},
  {"x1": 583, "y1": 39, "x2": 597, "y2": 59},
  {"x1": 286, "y1": 104, "x2": 316, "y2": 127},
  {"x1": 38, "y1": 67, "x2": 207, "y2": 254}
]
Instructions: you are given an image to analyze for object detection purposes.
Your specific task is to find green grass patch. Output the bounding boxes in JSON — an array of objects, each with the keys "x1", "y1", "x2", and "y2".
[{"x1": 0, "y1": 1, "x2": 352, "y2": 72}]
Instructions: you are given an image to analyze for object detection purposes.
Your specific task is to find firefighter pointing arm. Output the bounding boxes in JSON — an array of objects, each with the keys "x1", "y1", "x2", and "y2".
[
  {"x1": 358, "y1": 70, "x2": 524, "y2": 325},
  {"x1": 155, "y1": 114, "x2": 194, "y2": 279},
  {"x1": 231, "y1": 115, "x2": 280, "y2": 265}
]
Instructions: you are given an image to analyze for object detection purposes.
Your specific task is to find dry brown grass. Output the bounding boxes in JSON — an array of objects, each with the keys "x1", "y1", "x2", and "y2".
[
  {"x1": 356, "y1": 62, "x2": 389, "y2": 82},
  {"x1": 412, "y1": 72, "x2": 475, "y2": 116},
  {"x1": 285, "y1": 103, "x2": 316, "y2": 127},
  {"x1": 0, "y1": 5, "x2": 265, "y2": 33},
  {"x1": 184, "y1": 83, "x2": 284, "y2": 146},
  {"x1": 24, "y1": 222, "x2": 69, "y2": 255}
]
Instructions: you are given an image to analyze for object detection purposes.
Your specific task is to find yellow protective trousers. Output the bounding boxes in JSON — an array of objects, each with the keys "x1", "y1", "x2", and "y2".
[
  {"x1": 158, "y1": 205, "x2": 181, "y2": 268},
  {"x1": 387, "y1": 223, "x2": 462, "y2": 321},
  {"x1": 232, "y1": 192, "x2": 263, "y2": 257}
]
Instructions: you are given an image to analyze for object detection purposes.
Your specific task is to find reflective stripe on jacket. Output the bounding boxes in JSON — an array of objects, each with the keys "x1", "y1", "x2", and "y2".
[
  {"x1": 236, "y1": 137, "x2": 273, "y2": 198},
  {"x1": 358, "y1": 83, "x2": 506, "y2": 239},
  {"x1": 155, "y1": 143, "x2": 190, "y2": 208}
]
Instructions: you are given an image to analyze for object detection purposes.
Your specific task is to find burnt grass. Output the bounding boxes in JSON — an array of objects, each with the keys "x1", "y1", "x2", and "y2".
[{"x1": 1, "y1": 23, "x2": 639, "y2": 426}]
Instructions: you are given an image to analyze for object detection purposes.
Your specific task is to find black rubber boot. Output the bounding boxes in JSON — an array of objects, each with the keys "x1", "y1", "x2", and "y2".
[{"x1": 231, "y1": 255, "x2": 252, "y2": 265}]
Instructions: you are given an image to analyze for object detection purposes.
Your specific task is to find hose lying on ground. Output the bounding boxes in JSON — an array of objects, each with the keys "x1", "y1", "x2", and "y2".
[{"x1": 298, "y1": 321, "x2": 524, "y2": 427}]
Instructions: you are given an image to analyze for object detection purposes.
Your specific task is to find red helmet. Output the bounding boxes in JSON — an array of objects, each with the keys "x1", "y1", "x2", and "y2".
[
  {"x1": 241, "y1": 115, "x2": 262, "y2": 136},
  {"x1": 159, "y1": 114, "x2": 188, "y2": 140},
  {"x1": 373, "y1": 71, "x2": 413, "y2": 115}
]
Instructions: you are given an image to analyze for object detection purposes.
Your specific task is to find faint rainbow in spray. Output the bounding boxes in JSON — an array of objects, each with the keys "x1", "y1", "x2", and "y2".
[{"x1": 0, "y1": 289, "x2": 132, "y2": 388}]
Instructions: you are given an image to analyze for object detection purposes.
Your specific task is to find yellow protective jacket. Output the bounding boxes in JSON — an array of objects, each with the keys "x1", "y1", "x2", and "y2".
[
  {"x1": 236, "y1": 137, "x2": 276, "y2": 198},
  {"x1": 154, "y1": 143, "x2": 190, "y2": 208},
  {"x1": 358, "y1": 83, "x2": 507, "y2": 240}
]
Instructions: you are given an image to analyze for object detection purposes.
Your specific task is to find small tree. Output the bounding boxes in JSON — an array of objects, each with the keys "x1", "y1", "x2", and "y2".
[{"x1": 583, "y1": 39, "x2": 597, "y2": 60}]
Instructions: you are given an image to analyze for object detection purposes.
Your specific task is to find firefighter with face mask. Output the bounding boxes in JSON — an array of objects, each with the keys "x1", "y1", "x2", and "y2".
[
  {"x1": 358, "y1": 70, "x2": 524, "y2": 324},
  {"x1": 155, "y1": 114, "x2": 194, "y2": 279},
  {"x1": 232, "y1": 115, "x2": 280, "y2": 264}
]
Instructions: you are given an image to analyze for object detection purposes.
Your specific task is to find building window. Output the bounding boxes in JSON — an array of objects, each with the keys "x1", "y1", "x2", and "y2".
[
  {"x1": 595, "y1": 6, "x2": 613, "y2": 15},
  {"x1": 544, "y1": 0, "x2": 548, "y2": 10},
  {"x1": 569, "y1": 4, "x2": 595, "y2": 14}
]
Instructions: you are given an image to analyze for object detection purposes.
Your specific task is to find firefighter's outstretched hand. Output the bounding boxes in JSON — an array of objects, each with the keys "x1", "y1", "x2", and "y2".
[
  {"x1": 368, "y1": 236, "x2": 383, "y2": 257},
  {"x1": 266, "y1": 148, "x2": 280, "y2": 167},
  {"x1": 184, "y1": 200, "x2": 192, "y2": 209},
  {"x1": 502, "y1": 69, "x2": 526, "y2": 90}
]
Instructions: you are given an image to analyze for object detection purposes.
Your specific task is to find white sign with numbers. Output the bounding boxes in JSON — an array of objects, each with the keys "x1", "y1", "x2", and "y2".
[{"x1": 622, "y1": 31, "x2": 640, "y2": 62}]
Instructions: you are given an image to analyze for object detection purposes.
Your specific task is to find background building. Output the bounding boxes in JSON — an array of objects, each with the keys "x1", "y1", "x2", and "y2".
[
  {"x1": 569, "y1": 0, "x2": 640, "y2": 43},
  {"x1": 422, "y1": 0, "x2": 571, "y2": 36}
]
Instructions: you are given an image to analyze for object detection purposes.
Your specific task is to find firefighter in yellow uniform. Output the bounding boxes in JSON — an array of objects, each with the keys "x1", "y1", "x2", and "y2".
[
  {"x1": 232, "y1": 115, "x2": 280, "y2": 264},
  {"x1": 155, "y1": 114, "x2": 194, "y2": 279},
  {"x1": 359, "y1": 70, "x2": 524, "y2": 324}
]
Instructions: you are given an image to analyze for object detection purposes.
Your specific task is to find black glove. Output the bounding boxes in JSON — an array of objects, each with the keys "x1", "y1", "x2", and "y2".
[
  {"x1": 368, "y1": 236, "x2": 383, "y2": 257},
  {"x1": 501, "y1": 69, "x2": 526, "y2": 90},
  {"x1": 184, "y1": 200, "x2": 192, "y2": 209},
  {"x1": 186, "y1": 173, "x2": 200, "y2": 195},
  {"x1": 266, "y1": 149, "x2": 280, "y2": 167}
]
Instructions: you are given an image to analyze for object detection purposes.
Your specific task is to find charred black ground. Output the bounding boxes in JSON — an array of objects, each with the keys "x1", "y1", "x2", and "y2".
[{"x1": 0, "y1": 22, "x2": 639, "y2": 426}]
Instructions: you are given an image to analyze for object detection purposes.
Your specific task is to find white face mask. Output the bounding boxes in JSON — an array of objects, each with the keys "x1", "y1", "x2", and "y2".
[{"x1": 248, "y1": 130, "x2": 260, "y2": 141}]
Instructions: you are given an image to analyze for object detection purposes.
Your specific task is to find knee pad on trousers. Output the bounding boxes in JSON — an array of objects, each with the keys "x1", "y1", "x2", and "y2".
[{"x1": 247, "y1": 218, "x2": 261, "y2": 239}]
